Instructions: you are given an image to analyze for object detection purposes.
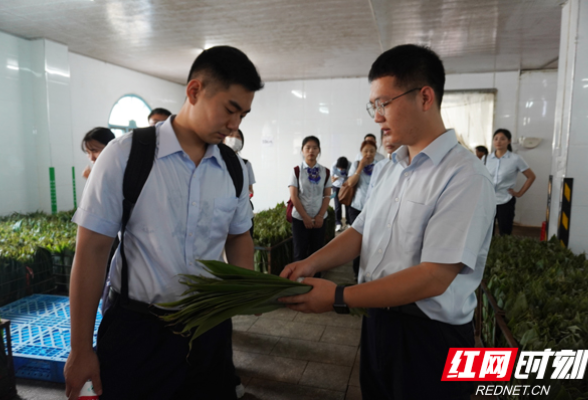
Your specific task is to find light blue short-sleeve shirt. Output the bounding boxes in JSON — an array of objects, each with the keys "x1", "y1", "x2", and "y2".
[
  {"x1": 330, "y1": 161, "x2": 348, "y2": 189},
  {"x1": 352, "y1": 130, "x2": 496, "y2": 325},
  {"x1": 73, "y1": 117, "x2": 252, "y2": 305},
  {"x1": 348, "y1": 160, "x2": 377, "y2": 211},
  {"x1": 485, "y1": 151, "x2": 529, "y2": 205},
  {"x1": 289, "y1": 162, "x2": 332, "y2": 220}
]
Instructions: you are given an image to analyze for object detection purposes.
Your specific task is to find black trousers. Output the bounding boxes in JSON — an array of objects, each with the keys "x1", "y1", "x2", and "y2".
[
  {"x1": 96, "y1": 298, "x2": 237, "y2": 400},
  {"x1": 495, "y1": 197, "x2": 516, "y2": 236},
  {"x1": 360, "y1": 308, "x2": 474, "y2": 400},
  {"x1": 292, "y1": 217, "x2": 326, "y2": 262},
  {"x1": 347, "y1": 206, "x2": 362, "y2": 278},
  {"x1": 332, "y1": 187, "x2": 346, "y2": 226}
]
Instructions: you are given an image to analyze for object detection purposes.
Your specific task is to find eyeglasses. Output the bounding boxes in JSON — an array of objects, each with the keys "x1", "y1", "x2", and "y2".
[{"x1": 366, "y1": 87, "x2": 422, "y2": 118}]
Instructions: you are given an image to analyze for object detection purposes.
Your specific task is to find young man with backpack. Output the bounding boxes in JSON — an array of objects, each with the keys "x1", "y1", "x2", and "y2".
[{"x1": 64, "y1": 46, "x2": 263, "y2": 400}]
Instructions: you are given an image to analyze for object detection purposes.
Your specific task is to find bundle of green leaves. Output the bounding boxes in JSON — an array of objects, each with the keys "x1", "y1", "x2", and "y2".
[
  {"x1": 159, "y1": 260, "x2": 365, "y2": 350},
  {"x1": 159, "y1": 260, "x2": 312, "y2": 348}
]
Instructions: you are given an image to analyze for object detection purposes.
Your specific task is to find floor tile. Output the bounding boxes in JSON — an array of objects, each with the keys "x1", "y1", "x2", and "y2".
[
  {"x1": 299, "y1": 361, "x2": 352, "y2": 392},
  {"x1": 233, "y1": 314, "x2": 260, "y2": 331},
  {"x1": 259, "y1": 307, "x2": 298, "y2": 322},
  {"x1": 244, "y1": 377, "x2": 345, "y2": 400},
  {"x1": 234, "y1": 351, "x2": 307, "y2": 384},
  {"x1": 14, "y1": 379, "x2": 65, "y2": 400},
  {"x1": 320, "y1": 325, "x2": 362, "y2": 347},
  {"x1": 293, "y1": 311, "x2": 362, "y2": 329},
  {"x1": 233, "y1": 331, "x2": 280, "y2": 355},
  {"x1": 249, "y1": 318, "x2": 325, "y2": 341},
  {"x1": 271, "y1": 338, "x2": 356, "y2": 366},
  {"x1": 345, "y1": 385, "x2": 362, "y2": 400},
  {"x1": 349, "y1": 363, "x2": 360, "y2": 387}
]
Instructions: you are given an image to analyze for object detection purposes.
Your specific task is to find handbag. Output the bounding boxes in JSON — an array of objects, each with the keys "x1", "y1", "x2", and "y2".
[
  {"x1": 337, "y1": 181, "x2": 356, "y2": 206},
  {"x1": 337, "y1": 161, "x2": 359, "y2": 206},
  {"x1": 286, "y1": 165, "x2": 330, "y2": 222}
]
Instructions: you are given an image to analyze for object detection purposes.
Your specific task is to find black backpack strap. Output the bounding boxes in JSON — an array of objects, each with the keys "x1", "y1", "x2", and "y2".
[
  {"x1": 119, "y1": 126, "x2": 157, "y2": 304},
  {"x1": 218, "y1": 143, "x2": 243, "y2": 198}
]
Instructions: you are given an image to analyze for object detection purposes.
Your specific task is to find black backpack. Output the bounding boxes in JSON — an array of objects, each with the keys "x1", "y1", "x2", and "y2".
[{"x1": 109, "y1": 126, "x2": 243, "y2": 304}]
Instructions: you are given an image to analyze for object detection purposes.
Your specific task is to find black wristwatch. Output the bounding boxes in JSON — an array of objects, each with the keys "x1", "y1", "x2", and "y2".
[{"x1": 333, "y1": 285, "x2": 350, "y2": 314}]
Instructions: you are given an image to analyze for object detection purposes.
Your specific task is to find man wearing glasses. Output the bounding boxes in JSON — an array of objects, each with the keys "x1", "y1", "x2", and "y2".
[{"x1": 280, "y1": 44, "x2": 495, "y2": 399}]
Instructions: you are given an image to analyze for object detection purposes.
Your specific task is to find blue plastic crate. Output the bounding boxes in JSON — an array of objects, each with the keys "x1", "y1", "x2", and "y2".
[{"x1": 1, "y1": 294, "x2": 102, "y2": 383}]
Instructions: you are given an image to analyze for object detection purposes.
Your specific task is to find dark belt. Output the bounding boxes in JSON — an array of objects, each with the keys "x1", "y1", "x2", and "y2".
[
  {"x1": 384, "y1": 303, "x2": 429, "y2": 319},
  {"x1": 108, "y1": 289, "x2": 175, "y2": 317}
]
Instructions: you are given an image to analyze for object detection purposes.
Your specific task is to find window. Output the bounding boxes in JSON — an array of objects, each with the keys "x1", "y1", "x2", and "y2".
[
  {"x1": 441, "y1": 90, "x2": 495, "y2": 151},
  {"x1": 108, "y1": 94, "x2": 152, "y2": 137}
]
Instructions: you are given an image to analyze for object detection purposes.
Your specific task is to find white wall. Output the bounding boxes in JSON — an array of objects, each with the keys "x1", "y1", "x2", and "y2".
[
  {"x1": 0, "y1": 31, "x2": 38, "y2": 214},
  {"x1": 69, "y1": 53, "x2": 184, "y2": 205},
  {"x1": 239, "y1": 78, "x2": 382, "y2": 212},
  {"x1": 515, "y1": 70, "x2": 558, "y2": 228},
  {"x1": 0, "y1": 31, "x2": 185, "y2": 216},
  {"x1": 241, "y1": 71, "x2": 558, "y2": 227}
]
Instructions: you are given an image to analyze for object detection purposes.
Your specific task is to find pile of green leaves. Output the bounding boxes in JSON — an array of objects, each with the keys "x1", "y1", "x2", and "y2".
[
  {"x1": 0, "y1": 210, "x2": 77, "y2": 262},
  {"x1": 0, "y1": 211, "x2": 76, "y2": 306},
  {"x1": 252, "y1": 203, "x2": 335, "y2": 274},
  {"x1": 484, "y1": 235, "x2": 588, "y2": 399},
  {"x1": 159, "y1": 260, "x2": 313, "y2": 347}
]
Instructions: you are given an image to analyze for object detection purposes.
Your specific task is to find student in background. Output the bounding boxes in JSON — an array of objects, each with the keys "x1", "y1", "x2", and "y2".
[
  {"x1": 147, "y1": 108, "x2": 172, "y2": 126},
  {"x1": 224, "y1": 129, "x2": 255, "y2": 199},
  {"x1": 475, "y1": 145, "x2": 489, "y2": 164},
  {"x1": 289, "y1": 136, "x2": 332, "y2": 271},
  {"x1": 344, "y1": 139, "x2": 378, "y2": 279},
  {"x1": 81, "y1": 127, "x2": 115, "y2": 179},
  {"x1": 355, "y1": 133, "x2": 385, "y2": 162},
  {"x1": 486, "y1": 129, "x2": 536, "y2": 235},
  {"x1": 331, "y1": 156, "x2": 349, "y2": 232}
]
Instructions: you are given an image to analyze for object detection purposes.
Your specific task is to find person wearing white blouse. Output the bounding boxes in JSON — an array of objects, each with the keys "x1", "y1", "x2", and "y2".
[{"x1": 485, "y1": 129, "x2": 536, "y2": 235}]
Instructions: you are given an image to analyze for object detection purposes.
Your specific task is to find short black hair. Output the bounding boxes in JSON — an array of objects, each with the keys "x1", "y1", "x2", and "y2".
[
  {"x1": 368, "y1": 44, "x2": 445, "y2": 108},
  {"x1": 187, "y1": 46, "x2": 264, "y2": 92},
  {"x1": 336, "y1": 156, "x2": 349, "y2": 170},
  {"x1": 475, "y1": 145, "x2": 489, "y2": 156},
  {"x1": 148, "y1": 108, "x2": 171, "y2": 120},
  {"x1": 364, "y1": 133, "x2": 377, "y2": 142},
  {"x1": 81, "y1": 127, "x2": 115, "y2": 152}
]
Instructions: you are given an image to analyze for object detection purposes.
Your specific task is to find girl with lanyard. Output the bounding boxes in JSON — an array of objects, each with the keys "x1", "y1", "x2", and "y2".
[
  {"x1": 486, "y1": 128, "x2": 536, "y2": 235},
  {"x1": 345, "y1": 139, "x2": 378, "y2": 279},
  {"x1": 331, "y1": 156, "x2": 350, "y2": 232},
  {"x1": 289, "y1": 136, "x2": 332, "y2": 271}
]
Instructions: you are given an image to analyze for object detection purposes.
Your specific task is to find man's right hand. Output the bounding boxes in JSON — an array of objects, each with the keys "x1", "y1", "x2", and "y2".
[
  {"x1": 64, "y1": 348, "x2": 102, "y2": 400},
  {"x1": 280, "y1": 260, "x2": 316, "y2": 282}
]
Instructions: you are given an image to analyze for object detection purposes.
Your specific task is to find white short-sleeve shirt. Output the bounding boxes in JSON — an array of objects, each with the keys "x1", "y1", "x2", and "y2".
[
  {"x1": 485, "y1": 151, "x2": 529, "y2": 205},
  {"x1": 352, "y1": 130, "x2": 496, "y2": 325},
  {"x1": 348, "y1": 160, "x2": 377, "y2": 211},
  {"x1": 330, "y1": 161, "x2": 349, "y2": 189},
  {"x1": 244, "y1": 159, "x2": 256, "y2": 185},
  {"x1": 72, "y1": 117, "x2": 252, "y2": 305},
  {"x1": 289, "y1": 162, "x2": 332, "y2": 220}
]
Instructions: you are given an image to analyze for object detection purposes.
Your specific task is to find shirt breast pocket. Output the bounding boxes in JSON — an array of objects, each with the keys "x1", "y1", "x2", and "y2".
[
  {"x1": 212, "y1": 197, "x2": 239, "y2": 239},
  {"x1": 398, "y1": 200, "x2": 434, "y2": 251}
]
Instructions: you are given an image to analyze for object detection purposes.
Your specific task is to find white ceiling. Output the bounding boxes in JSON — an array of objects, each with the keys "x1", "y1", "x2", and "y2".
[{"x1": 0, "y1": 0, "x2": 563, "y2": 84}]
